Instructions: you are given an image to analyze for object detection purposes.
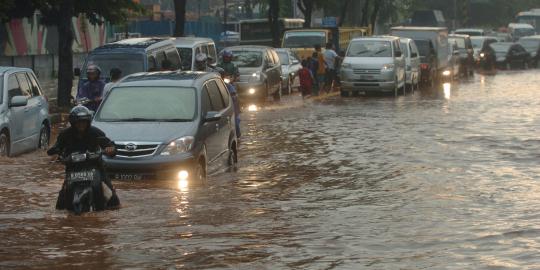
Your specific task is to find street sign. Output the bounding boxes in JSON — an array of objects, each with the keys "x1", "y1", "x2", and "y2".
[{"x1": 322, "y1": 17, "x2": 338, "y2": 27}]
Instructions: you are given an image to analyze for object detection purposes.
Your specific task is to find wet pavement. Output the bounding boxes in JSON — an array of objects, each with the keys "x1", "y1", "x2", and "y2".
[{"x1": 1, "y1": 70, "x2": 540, "y2": 269}]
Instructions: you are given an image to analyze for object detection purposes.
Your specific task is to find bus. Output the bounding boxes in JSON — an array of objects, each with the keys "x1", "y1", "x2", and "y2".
[
  {"x1": 516, "y1": 10, "x2": 540, "y2": 33},
  {"x1": 239, "y1": 18, "x2": 304, "y2": 46}
]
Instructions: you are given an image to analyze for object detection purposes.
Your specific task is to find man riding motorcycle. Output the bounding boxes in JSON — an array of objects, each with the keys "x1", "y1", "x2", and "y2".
[
  {"x1": 195, "y1": 53, "x2": 220, "y2": 72},
  {"x1": 47, "y1": 106, "x2": 120, "y2": 210},
  {"x1": 218, "y1": 50, "x2": 239, "y2": 82},
  {"x1": 77, "y1": 64, "x2": 105, "y2": 111}
]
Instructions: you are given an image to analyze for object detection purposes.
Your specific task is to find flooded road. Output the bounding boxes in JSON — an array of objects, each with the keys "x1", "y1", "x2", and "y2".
[{"x1": 2, "y1": 70, "x2": 540, "y2": 269}]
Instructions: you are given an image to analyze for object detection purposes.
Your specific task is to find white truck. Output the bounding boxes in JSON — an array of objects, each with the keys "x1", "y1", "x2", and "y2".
[{"x1": 391, "y1": 26, "x2": 450, "y2": 83}]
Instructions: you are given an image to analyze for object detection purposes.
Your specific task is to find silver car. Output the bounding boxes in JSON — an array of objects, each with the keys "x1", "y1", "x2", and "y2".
[
  {"x1": 340, "y1": 36, "x2": 406, "y2": 96},
  {"x1": 275, "y1": 48, "x2": 301, "y2": 95},
  {"x1": 0, "y1": 67, "x2": 50, "y2": 156},
  {"x1": 400, "y1": 38, "x2": 421, "y2": 91}
]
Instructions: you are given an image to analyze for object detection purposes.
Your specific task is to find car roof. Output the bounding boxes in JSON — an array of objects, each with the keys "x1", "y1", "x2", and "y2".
[
  {"x1": 173, "y1": 37, "x2": 214, "y2": 47},
  {"x1": 449, "y1": 34, "x2": 469, "y2": 39},
  {"x1": 94, "y1": 37, "x2": 173, "y2": 52},
  {"x1": 392, "y1": 26, "x2": 448, "y2": 31},
  {"x1": 0, "y1": 66, "x2": 33, "y2": 76},
  {"x1": 115, "y1": 71, "x2": 220, "y2": 89},
  {"x1": 509, "y1": 23, "x2": 534, "y2": 29},
  {"x1": 352, "y1": 36, "x2": 399, "y2": 42},
  {"x1": 456, "y1": 28, "x2": 485, "y2": 32},
  {"x1": 519, "y1": 35, "x2": 540, "y2": 40},
  {"x1": 225, "y1": 45, "x2": 272, "y2": 51}
]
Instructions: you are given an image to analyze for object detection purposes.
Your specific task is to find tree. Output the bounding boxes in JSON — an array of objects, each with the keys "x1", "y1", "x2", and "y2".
[
  {"x1": 32, "y1": 0, "x2": 143, "y2": 107},
  {"x1": 338, "y1": 0, "x2": 351, "y2": 27},
  {"x1": 173, "y1": 0, "x2": 187, "y2": 37},
  {"x1": 297, "y1": 0, "x2": 314, "y2": 28},
  {"x1": 268, "y1": 0, "x2": 280, "y2": 47}
]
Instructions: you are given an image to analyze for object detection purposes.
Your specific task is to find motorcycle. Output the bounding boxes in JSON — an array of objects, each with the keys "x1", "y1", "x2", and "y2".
[{"x1": 59, "y1": 149, "x2": 112, "y2": 215}]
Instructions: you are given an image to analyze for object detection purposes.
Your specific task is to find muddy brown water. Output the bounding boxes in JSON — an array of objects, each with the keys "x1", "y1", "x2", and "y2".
[{"x1": 1, "y1": 71, "x2": 540, "y2": 269}]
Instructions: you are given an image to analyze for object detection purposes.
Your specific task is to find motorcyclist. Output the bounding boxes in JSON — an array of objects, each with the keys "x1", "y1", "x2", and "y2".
[
  {"x1": 219, "y1": 69, "x2": 241, "y2": 138},
  {"x1": 47, "y1": 106, "x2": 119, "y2": 210},
  {"x1": 77, "y1": 64, "x2": 105, "y2": 111},
  {"x1": 480, "y1": 42, "x2": 496, "y2": 70},
  {"x1": 194, "y1": 53, "x2": 220, "y2": 72},
  {"x1": 218, "y1": 50, "x2": 239, "y2": 82}
]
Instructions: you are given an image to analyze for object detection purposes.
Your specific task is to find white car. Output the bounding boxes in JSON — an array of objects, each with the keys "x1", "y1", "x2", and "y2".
[
  {"x1": 0, "y1": 67, "x2": 50, "y2": 157},
  {"x1": 341, "y1": 36, "x2": 406, "y2": 97},
  {"x1": 400, "y1": 38, "x2": 421, "y2": 91},
  {"x1": 275, "y1": 48, "x2": 301, "y2": 95}
]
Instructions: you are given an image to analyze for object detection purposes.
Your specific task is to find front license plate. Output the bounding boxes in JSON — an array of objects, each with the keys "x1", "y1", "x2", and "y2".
[
  {"x1": 361, "y1": 75, "x2": 374, "y2": 80},
  {"x1": 114, "y1": 173, "x2": 144, "y2": 180},
  {"x1": 69, "y1": 170, "x2": 97, "y2": 182}
]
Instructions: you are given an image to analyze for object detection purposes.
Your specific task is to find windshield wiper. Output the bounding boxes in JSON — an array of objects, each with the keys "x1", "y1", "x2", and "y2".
[{"x1": 373, "y1": 49, "x2": 389, "y2": 56}]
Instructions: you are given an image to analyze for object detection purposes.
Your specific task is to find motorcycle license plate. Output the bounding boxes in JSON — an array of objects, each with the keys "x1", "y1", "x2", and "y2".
[
  {"x1": 69, "y1": 170, "x2": 97, "y2": 182},
  {"x1": 114, "y1": 173, "x2": 144, "y2": 180}
]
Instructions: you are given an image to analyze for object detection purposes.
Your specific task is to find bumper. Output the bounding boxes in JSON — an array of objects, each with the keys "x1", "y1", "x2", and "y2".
[
  {"x1": 103, "y1": 152, "x2": 198, "y2": 180},
  {"x1": 341, "y1": 80, "x2": 397, "y2": 92},
  {"x1": 341, "y1": 70, "x2": 396, "y2": 92},
  {"x1": 235, "y1": 81, "x2": 266, "y2": 99}
]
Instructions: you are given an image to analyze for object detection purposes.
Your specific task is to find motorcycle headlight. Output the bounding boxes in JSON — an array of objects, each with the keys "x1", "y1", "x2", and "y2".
[
  {"x1": 160, "y1": 136, "x2": 194, "y2": 156},
  {"x1": 224, "y1": 78, "x2": 231, "y2": 84},
  {"x1": 480, "y1": 53, "x2": 485, "y2": 58},
  {"x1": 381, "y1": 64, "x2": 395, "y2": 71}
]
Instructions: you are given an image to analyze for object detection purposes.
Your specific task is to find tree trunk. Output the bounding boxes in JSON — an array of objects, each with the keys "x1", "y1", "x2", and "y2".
[
  {"x1": 369, "y1": 0, "x2": 381, "y2": 33},
  {"x1": 269, "y1": 0, "x2": 280, "y2": 48},
  {"x1": 245, "y1": 0, "x2": 253, "y2": 19},
  {"x1": 360, "y1": 0, "x2": 371, "y2": 27},
  {"x1": 297, "y1": 0, "x2": 313, "y2": 28},
  {"x1": 173, "y1": 0, "x2": 187, "y2": 37},
  {"x1": 338, "y1": 0, "x2": 351, "y2": 27},
  {"x1": 56, "y1": 3, "x2": 74, "y2": 107}
]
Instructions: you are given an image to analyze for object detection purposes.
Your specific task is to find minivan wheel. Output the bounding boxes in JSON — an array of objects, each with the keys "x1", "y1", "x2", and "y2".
[
  {"x1": 38, "y1": 124, "x2": 50, "y2": 150},
  {"x1": 194, "y1": 160, "x2": 207, "y2": 185},
  {"x1": 0, "y1": 132, "x2": 9, "y2": 157},
  {"x1": 228, "y1": 142, "x2": 238, "y2": 171}
]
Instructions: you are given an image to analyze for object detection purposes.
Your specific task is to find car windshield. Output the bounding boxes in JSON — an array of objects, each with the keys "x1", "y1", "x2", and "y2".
[
  {"x1": 283, "y1": 32, "x2": 326, "y2": 48},
  {"x1": 177, "y1": 48, "x2": 193, "y2": 70},
  {"x1": 277, "y1": 51, "x2": 289, "y2": 65},
  {"x1": 347, "y1": 40, "x2": 392, "y2": 57},
  {"x1": 97, "y1": 86, "x2": 197, "y2": 122},
  {"x1": 229, "y1": 50, "x2": 263, "y2": 68},
  {"x1": 82, "y1": 54, "x2": 144, "y2": 80},
  {"x1": 449, "y1": 38, "x2": 466, "y2": 49},
  {"x1": 519, "y1": 39, "x2": 540, "y2": 51},
  {"x1": 490, "y1": 44, "x2": 511, "y2": 53},
  {"x1": 515, "y1": 28, "x2": 535, "y2": 37},
  {"x1": 414, "y1": 40, "x2": 431, "y2": 56}
]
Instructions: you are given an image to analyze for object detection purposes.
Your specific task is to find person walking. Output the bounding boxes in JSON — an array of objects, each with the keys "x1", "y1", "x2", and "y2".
[
  {"x1": 323, "y1": 42, "x2": 341, "y2": 93},
  {"x1": 315, "y1": 45, "x2": 327, "y2": 94},
  {"x1": 309, "y1": 52, "x2": 320, "y2": 95},
  {"x1": 298, "y1": 60, "x2": 314, "y2": 99}
]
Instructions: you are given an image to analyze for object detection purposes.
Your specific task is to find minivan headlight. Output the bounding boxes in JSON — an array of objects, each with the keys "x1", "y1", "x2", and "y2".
[
  {"x1": 381, "y1": 64, "x2": 395, "y2": 71},
  {"x1": 251, "y1": 72, "x2": 261, "y2": 80},
  {"x1": 341, "y1": 63, "x2": 352, "y2": 69},
  {"x1": 161, "y1": 136, "x2": 194, "y2": 156}
]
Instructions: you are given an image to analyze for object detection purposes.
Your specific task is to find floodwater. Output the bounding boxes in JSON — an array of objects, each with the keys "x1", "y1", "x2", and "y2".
[{"x1": 1, "y1": 70, "x2": 540, "y2": 269}]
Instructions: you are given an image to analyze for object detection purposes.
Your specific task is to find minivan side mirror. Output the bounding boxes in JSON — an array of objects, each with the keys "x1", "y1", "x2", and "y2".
[
  {"x1": 9, "y1": 96, "x2": 28, "y2": 107},
  {"x1": 74, "y1": 68, "x2": 81, "y2": 77},
  {"x1": 204, "y1": 111, "x2": 222, "y2": 122}
]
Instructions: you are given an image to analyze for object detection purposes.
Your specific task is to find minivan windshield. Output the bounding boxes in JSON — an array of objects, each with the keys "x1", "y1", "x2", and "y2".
[
  {"x1": 347, "y1": 40, "x2": 392, "y2": 57},
  {"x1": 519, "y1": 38, "x2": 540, "y2": 51},
  {"x1": 97, "y1": 86, "x2": 197, "y2": 122},
  {"x1": 229, "y1": 51, "x2": 263, "y2": 68},
  {"x1": 277, "y1": 51, "x2": 289, "y2": 65},
  {"x1": 83, "y1": 54, "x2": 145, "y2": 80},
  {"x1": 177, "y1": 48, "x2": 193, "y2": 70},
  {"x1": 283, "y1": 31, "x2": 326, "y2": 48}
]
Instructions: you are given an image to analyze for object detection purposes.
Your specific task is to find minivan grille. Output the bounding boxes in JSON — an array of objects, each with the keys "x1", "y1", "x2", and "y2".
[
  {"x1": 115, "y1": 142, "x2": 160, "y2": 158},
  {"x1": 353, "y1": 69, "x2": 381, "y2": 75}
]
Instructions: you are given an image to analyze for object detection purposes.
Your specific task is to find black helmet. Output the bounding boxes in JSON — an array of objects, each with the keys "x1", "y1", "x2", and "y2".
[{"x1": 69, "y1": 105, "x2": 93, "y2": 127}]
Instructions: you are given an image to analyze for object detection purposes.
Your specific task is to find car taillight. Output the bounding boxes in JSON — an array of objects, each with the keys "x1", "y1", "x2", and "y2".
[{"x1": 420, "y1": 63, "x2": 429, "y2": 69}]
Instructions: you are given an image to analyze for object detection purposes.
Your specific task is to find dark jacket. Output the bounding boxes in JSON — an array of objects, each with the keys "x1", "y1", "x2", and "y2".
[{"x1": 77, "y1": 80, "x2": 105, "y2": 111}]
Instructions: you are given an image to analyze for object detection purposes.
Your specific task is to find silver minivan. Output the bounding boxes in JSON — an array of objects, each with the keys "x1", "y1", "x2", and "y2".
[
  {"x1": 0, "y1": 67, "x2": 50, "y2": 157},
  {"x1": 400, "y1": 38, "x2": 421, "y2": 91},
  {"x1": 174, "y1": 37, "x2": 218, "y2": 71},
  {"x1": 340, "y1": 36, "x2": 406, "y2": 96}
]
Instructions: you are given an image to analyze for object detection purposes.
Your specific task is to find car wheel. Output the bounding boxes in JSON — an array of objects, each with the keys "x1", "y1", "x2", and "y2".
[
  {"x1": 0, "y1": 132, "x2": 9, "y2": 157},
  {"x1": 273, "y1": 83, "x2": 282, "y2": 101},
  {"x1": 228, "y1": 141, "x2": 238, "y2": 171},
  {"x1": 38, "y1": 124, "x2": 50, "y2": 150},
  {"x1": 194, "y1": 160, "x2": 207, "y2": 185}
]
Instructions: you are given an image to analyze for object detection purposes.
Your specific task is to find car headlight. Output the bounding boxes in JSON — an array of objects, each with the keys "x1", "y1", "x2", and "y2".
[
  {"x1": 442, "y1": 70, "x2": 451, "y2": 76},
  {"x1": 224, "y1": 78, "x2": 231, "y2": 84},
  {"x1": 381, "y1": 64, "x2": 395, "y2": 71},
  {"x1": 251, "y1": 72, "x2": 261, "y2": 80},
  {"x1": 341, "y1": 63, "x2": 352, "y2": 69},
  {"x1": 160, "y1": 136, "x2": 194, "y2": 156}
]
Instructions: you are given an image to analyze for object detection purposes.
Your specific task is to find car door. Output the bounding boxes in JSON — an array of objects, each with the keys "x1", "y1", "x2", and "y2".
[
  {"x1": 15, "y1": 73, "x2": 37, "y2": 145},
  {"x1": 200, "y1": 84, "x2": 221, "y2": 162},
  {"x1": 26, "y1": 72, "x2": 47, "y2": 147},
  {"x1": 410, "y1": 41, "x2": 421, "y2": 82},
  {"x1": 6, "y1": 74, "x2": 28, "y2": 153},
  {"x1": 204, "y1": 80, "x2": 229, "y2": 162}
]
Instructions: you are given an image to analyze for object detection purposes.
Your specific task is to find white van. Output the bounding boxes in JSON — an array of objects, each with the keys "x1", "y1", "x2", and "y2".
[
  {"x1": 508, "y1": 23, "x2": 536, "y2": 42},
  {"x1": 173, "y1": 37, "x2": 217, "y2": 71}
]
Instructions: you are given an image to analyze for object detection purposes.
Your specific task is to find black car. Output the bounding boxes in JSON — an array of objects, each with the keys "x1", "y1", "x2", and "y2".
[
  {"x1": 414, "y1": 39, "x2": 437, "y2": 86},
  {"x1": 92, "y1": 71, "x2": 238, "y2": 183},
  {"x1": 490, "y1": 42, "x2": 531, "y2": 70},
  {"x1": 518, "y1": 35, "x2": 540, "y2": 68},
  {"x1": 449, "y1": 34, "x2": 475, "y2": 76}
]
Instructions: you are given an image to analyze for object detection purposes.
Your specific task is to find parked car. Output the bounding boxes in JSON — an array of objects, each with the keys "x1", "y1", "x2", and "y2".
[
  {"x1": 449, "y1": 34, "x2": 475, "y2": 76},
  {"x1": 455, "y1": 28, "x2": 486, "y2": 36},
  {"x1": 340, "y1": 36, "x2": 406, "y2": 96},
  {"x1": 92, "y1": 71, "x2": 238, "y2": 182},
  {"x1": 399, "y1": 38, "x2": 421, "y2": 91},
  {"x1": 447, "y1": 40, "x2": 461, "y2": 79},
  {"x1": 508, "y1": 23, "x2": 536, "y2": 42},
  {"x1": 470, "y1": 36, "x2": 498, "y2": 63},
  {"x1": 518, "y1": 35, "x2": 540, "y2": 67},
  {"x1": 0, "y1": 67, "x2": 50, "y2": 157},
  {"x1": 174, "y1": 37, "x2": 217, "y2": 71},
  {"x1": 413, "y1": 39, "x2": 437, "y2": 87},
  {"x1": 76, "y1": 38, "x2": 181, "y2": 91},
  {"x1": 220, "y1": 46, "x2": 283, "y2": 102},
  {"x1": 275, "y1": 48, "x2": 301, "y2": 95},
  {"x1": 490, "y1": 42, "x2": 531, "y2": 70}
]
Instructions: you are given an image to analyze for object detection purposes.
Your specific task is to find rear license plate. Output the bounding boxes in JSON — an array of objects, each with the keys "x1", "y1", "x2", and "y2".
[
  {"x1": 69, "y1": 170, "x2": 97, "y2": 182},
  {"x1": 113, "y1": 173, "x2": 144, "y2": 180}
]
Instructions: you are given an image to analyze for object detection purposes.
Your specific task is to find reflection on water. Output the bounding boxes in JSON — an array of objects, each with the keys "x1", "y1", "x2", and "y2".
[
  {"x1": 2, "y1": 71, "x2": 540, "y2": 269},
  {"x1": 247, "y1": 104, "x2": 259, "y2": 112},
  {"x1": 443, "y1": 82, "x2": 451, "y2": 99}
]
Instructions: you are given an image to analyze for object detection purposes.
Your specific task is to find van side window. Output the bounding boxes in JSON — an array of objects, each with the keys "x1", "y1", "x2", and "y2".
[
  {"x1": 15, "y1": 73, "x2": 32, "y2": 98},
  {"x1": 27, "y1": 73, "x2": 42, "y2": 97},
  {"x1": 156, "y1": 51, "x2": 167, "y2": 68},
  {"x1": 7, "y1": 75, "x2": 23, "y2": 100},
  {"x1": 207, "y1": 44, "x2": 217, "y2": 65},
  {"x1": 165, "y1": 48, "x2": 181, "y2": 70},
  {"x1": 216, "y1": 80, "x2": 230, "y2": 107},
  {"x1": 201, "y1": 88, "x2": 212, "y2": 115},
  {"x1": 201, "y1": 45, "x2": 209, "y2": 57},
  {"x1": 205, "y1": 80, "x2": 225, "y2": 111},
  {"x1": 148, "y1": 55, "x2": 157, "y2": 71}
]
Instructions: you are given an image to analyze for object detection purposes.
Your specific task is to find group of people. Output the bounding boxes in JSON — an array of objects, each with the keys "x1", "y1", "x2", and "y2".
[{"x1": 297, "y1": 42, "x2": 344, "y2": 98}]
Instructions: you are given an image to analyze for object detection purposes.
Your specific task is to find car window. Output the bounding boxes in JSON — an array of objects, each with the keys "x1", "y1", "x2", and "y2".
[
  {"x1": 277, "y1": 51, "x2": 290, "y2": 65},
  {"x1": 271, "y1": 50, "x2": 280, "y2": 65},
  {"x1": 165, "y1": 48, "x2": 181, "y2": 69},
  {"x1": 201, "y1": 88, "x2": 212, "y2": 115},
  {"x1": 15, "y1": 73, "x2": 32, "y2": 98},
  {"x1": 411, "y1": 42, "x2": 419, "y2": 57},
  {"x1": 216, "y1": 80, "x2": 230, "y2": 108},
  {"x1": 205, "y1": 80, "x2": 225, "y2": 111},
  {"x1": 207, "y1": 44, "x2": 217, "y2": 64},
  {"x1": 201, "y1": 45, "x2": 209, "y2": 57},
  {"x1": 148, "y1": 55, "x2": 157, "y2": 71},
  {"x1": 7, "y1": 75, "x2": 23, "y2": 100},
  {"x1": 156, "y1": 51, "x2": 167, "y2": 68},
  {"x1": 84, "y1": 53, "x2": 145, "y2": 79},
  {"x1": 27, "y1": 73, "x2": 42, "y2": 97}
]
